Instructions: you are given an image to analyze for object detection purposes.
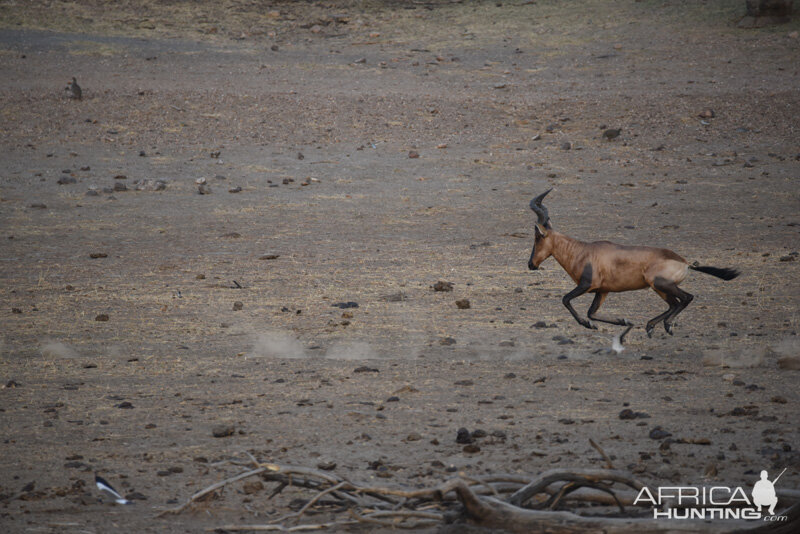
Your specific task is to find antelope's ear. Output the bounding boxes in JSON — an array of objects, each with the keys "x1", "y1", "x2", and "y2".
[{"x1": 534, "y1": 223, "x2": 548, "y2": 237}]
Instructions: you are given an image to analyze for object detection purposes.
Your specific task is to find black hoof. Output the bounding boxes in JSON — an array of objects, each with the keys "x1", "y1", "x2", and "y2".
[{"x1": 645, "y1": 326, "x2": 654, "y2": 338}]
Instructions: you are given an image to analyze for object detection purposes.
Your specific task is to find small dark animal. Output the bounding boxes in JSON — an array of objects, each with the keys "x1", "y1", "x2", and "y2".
[
  {"x1": 527, "y1": 189, "x2": 739, "y2": 345},
  {"x1": 66, "y1": 77, "x2": 82, "y2": 100}
]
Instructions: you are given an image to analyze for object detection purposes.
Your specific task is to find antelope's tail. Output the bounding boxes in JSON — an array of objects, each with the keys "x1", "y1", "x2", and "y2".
[{"x1": 689, "y1": 264, "x2": 740, "y2": 281}]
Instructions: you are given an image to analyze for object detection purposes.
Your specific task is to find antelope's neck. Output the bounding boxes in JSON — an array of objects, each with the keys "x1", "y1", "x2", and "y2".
[{"x1": 550, "y1": 231, "x2": 584, "y2": 276}]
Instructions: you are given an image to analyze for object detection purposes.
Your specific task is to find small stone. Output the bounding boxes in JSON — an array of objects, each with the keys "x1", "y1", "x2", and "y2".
[
  {"x1": 408, "y1": 150, "x2": 420, "y2": 159},
  {"x1": 95, "y1": 313, "x2": 109, "y2": 321},
  {"x1": 698, "y1": 109, "x2": 715, "y2": 119},
  {"x1": 233, "y1": 301, "x2": 243, "y2": 311},
  {"x1": 29, "y1": 203, "x2": 47, "y2": 209},
  {"x1": 603, "y1": 128, "x2": 621, "y2": 140},
  {"x1": 649, "y1": 426, "x2": 672, "y2": 440},
  {"x1": 770, "y1": 396, "x2": 787, "y2": 404},
  {"x1": 113, "y1": 182, "x2": 127, "y2": 192},
  {"x1": 259, "y1": 254, "x2": 280, "y2": 260},
  {"x1": 454, "y1": 379, "x2": 474, "y2": 386},
  {"x1": 353, "y1": 366, "x2": 379, "y2": 373},
  {"x1": 354, "y1": 57, "x2": 366, "y2": 64},
  {"x1": 198, "y1": 184, "x2": 212, "y2": 194},
  {"x1": 463, "y1": 444, "x2": 481, "y2": 453},
  {"x1": 406, "y1": 432, "x2": 422, "y2": 441},
  {"x1": 212, "y1": 425, "x2": 235, "y2": 437},
  {"x1": 432, "y1": 281, "x2": 454, "y2": 292},
  {"x1": 115, "y1": 401, "x2": 133, "y2": 409},
  {"x1": 456, "y1": 427, "x2": 473, "y2": 444},
  {"x1": 332, "y1": 301, "x2": 359, "y2": 309},
  {"x1": 493, "y1": 83, "x2": 506, "y2": 89},
  {"x1": 439, "y1": 336, "x2": 456, "y2": 346},
  {"x1": 455, "y1": 299, "x2": 471, "y2": 309},
  {"x1": 561, "y1": 141, "x2": 572, "y2": 150},
  {"x1": 57, "y1": 176, "x2": 77, "y2": 185},
  {"x1": 386, "y1": 396, "x2": 400, "y2": 402},
  {"x1": 471, "y1": 429, "x2": 487, "y2": 438},
  {"x1": 504, "y1": 373, "x2": 516, "y2": 379},
  {"x1": 228, "y1": 186, "x2": 242, "y2": 193}
]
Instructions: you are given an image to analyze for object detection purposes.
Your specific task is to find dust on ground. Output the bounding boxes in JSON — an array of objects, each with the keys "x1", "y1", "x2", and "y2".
[{"x1": 1, "y1": 1, "x2": 799, "y2": 532}]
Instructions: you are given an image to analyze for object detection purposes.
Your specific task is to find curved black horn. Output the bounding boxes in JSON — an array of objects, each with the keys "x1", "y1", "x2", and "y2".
[{"x1": 529, "y1": 189, "x2": 552, "y2": 227}]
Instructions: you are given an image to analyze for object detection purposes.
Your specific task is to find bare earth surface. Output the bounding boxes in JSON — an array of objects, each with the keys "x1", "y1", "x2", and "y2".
[{"x1": 1, "y1": 1, "x2": 799, "y2": 532}]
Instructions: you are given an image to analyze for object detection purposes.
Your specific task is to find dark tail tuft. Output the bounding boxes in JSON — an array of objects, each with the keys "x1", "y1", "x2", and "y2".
[{"x1": 689, "y1": 264, "x2": 740, "y2": 281}]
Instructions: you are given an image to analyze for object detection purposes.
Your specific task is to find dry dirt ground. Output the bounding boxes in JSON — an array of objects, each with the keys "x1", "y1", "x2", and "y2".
[{"x1": 0, "y1": 1, "x2": 799, "y2": 532}]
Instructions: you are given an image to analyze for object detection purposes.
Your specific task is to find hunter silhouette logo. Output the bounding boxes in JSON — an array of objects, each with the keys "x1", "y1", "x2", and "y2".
[
  {"x1": 752, "y1": 468, "x2": 785, "y2": 516},
  {"x1": 633, "y1": 467, "x2": 789, "y2": 521}
]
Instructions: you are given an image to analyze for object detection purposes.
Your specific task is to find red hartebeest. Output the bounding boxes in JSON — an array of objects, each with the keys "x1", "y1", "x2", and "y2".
[{"x1": 527, "y1": 190, "x2": 739, "y2": 344}]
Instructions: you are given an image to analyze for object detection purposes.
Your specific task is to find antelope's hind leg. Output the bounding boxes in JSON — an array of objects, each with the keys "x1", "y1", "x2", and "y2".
[
  {"x1": 646, "y1": 278, "x2": 693, "y2": 337},
  {"x1": 587, "y1": 292, "x2": 634, "y2": 343}
]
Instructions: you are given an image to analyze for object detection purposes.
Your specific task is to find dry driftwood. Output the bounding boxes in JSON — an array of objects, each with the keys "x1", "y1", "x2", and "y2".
[
  {"x1": 455, "y1": 482, "x2": 800, "y2": 534},
  {"x1": 159, "y1": 455, "x2": 799, "y2": 534}
]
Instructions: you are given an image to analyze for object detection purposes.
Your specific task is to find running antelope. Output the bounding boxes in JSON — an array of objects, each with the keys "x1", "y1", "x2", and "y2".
[{"x1": 527, "y1": 190, "x2": 739, "y2": 345}]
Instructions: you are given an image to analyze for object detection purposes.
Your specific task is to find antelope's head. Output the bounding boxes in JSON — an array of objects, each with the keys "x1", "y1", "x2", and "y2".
[{"x1": 528, "y1": 189, "x2": 553, "y2": 270}]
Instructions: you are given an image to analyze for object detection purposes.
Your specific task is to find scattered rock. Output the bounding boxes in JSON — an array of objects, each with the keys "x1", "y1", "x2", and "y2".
[
  {"x1": 135, "y1": 179, "x2": 167, "y2": 191},
  {"x1": 332, "y1": 301, "x2": 359, "y2": 309},
  {"x1": 353, "y1": 366, "x2": 379, "y2": 373},
  {"x1": 463, "y1": 444, "x2": 481, "y2": 453},
  {"x1": 561, "y1": 141, "x2": 572, "y2": 150},
  {"x1": 406, "y1": 432, "x2": 422, "y2": 441},
  {"x1": 455, "y1": 299, "x2": 471, "y2": 309},
  {"x1": 198, "y1": 184, "x2": 212, "y2": 195},
  {"x1": 698, "y1": 109, "x2": 715, "y2": 119},
  {"x1": 212, "y1": 425, "x2": 235, "y2": 438},
  {"x1": 408, "y1": 150, "x2": 420, "y2": 159},
  {"x1": 432, "y1": 281, "x2": 454, "y2": 292},
  {"x1": 259, "y1": 254, "x2": 280, "y2": 260},
  {"x1": 603, "y1": 128, "x2": 621, "y2": 140},
  {"x1": 771, "y1": 395, "x2": 788, "y2": 404},
  {"x1": 115, "y1": 401, "x2": 133, "y2": 409},
  {"x1": 730, "y1": 406, "x2": 760, "y2": 418},
  {"x1": 95, "y1": 314, "x2": 109, "y2": 322},
  {"x1": 619, "y1": 409, "x2": 651, "y2": 420},
  {"x1": 454, "y1": 379, "x2": 474, "y2": 386},
  {"x1": 29, "y1": 203, "x2": 47, "y2": 209},
  {"x1": 456, "y1": 427, "x2": 473, "y2": 444},
  {"x1": 232, "y1": 301, "x2": 243, "y2": 311},
  {"x1": 649, "y1": 426, "x2": 672, "y2": 440},
  {"x1": 89, "y1": 252, "x2": 108, "y2": 259},
  {"x1": 57, "y1": 176, "x2": 77, "y2": 185},
  {"x1": 317, "y1": 461, "x2": 337, "y2": 471},
  {"x1": 113, "y1": 182, "x2": 127, "y2": 192},
  {"x1": 228, "y1": 186, "x2": 242, "y2": 193},
  {"x1": 439, "y1": 337, "x2": 456, "y2": 346}
]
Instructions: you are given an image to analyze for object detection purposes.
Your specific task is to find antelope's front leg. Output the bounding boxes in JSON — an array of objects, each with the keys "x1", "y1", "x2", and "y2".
[{"x1": 561, "y1": 266, "x2": 596, "y2": 330}]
